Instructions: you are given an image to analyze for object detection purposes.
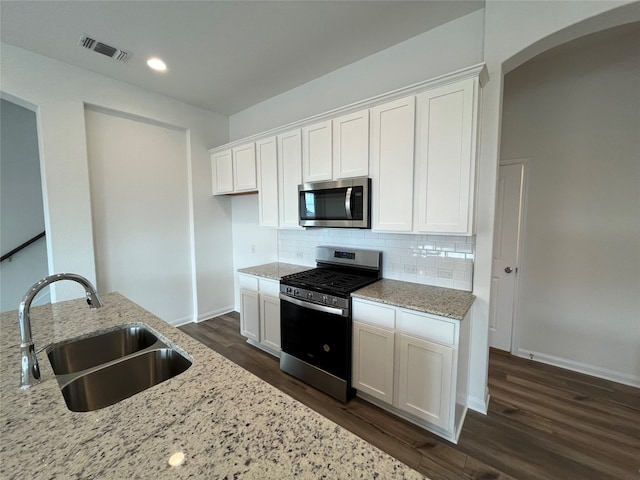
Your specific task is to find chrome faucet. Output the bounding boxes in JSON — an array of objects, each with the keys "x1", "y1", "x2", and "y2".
[{"x1": 19, "y1": 273, "x2": 104, "y2": 389}]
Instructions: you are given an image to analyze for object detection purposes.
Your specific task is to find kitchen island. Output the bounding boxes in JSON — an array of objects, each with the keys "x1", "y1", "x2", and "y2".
[{"x1": 0, "y1": 292, "x2": 424, "y2": 479}]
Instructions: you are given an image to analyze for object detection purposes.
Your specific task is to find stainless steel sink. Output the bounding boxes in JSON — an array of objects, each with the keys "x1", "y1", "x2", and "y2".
[
  {"x1": 46, "y1": 323, "x2": 192, "y2": 412},
  {"x1": 59, "y1": 349, "x2": 192, "y2": 412},
  {"x1": 47, "y1": 324, "x2": 158, "y2": 375}
]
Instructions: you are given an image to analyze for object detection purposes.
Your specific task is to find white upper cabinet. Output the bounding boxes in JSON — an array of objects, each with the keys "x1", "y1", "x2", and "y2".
[
  {"x1": 211, "y1": 149, "x2": 234, "y2": 195},
  {"x1": 232, "y1": 143, "x2": 257, "y2": 192},
  {"x1": 333, "y1": 109, "x2": 369, "y2": 179},
  {"x1": 211, "y1": 143, "x2": 257, "y2": 195},
  {"x1": 277, "y1": 129, "x2": 303, "y2": 229},
  {"x1": 256, "y1": 136, "x2": 279, "y2": 228},
  {"x1": 370, "y1": 96, "x2": 416, "y2": 232},
  {"x1": 209, "y1": 65, "x2": 485, "y2": 230},
  {"x1": 302, "y1": 120, "x2": 333, "y2": 183},
  {"x1": 415, "y1": 78, "x2": 479, "y2": 234}
]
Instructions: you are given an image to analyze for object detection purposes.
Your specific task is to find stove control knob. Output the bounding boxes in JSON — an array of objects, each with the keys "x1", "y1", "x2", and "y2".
[
  {"x1": 306, "y1": 292, "x2": 313, "y2": 300},
  {"x1": 294, "y1": 289, "x2": 299, "y2": 296},
  {"x1": 286, "y1": 287, "x2": 292, "y2": 294},
  {"x1": 331, "y1": 298, "x2": 338, "y2": 306},
  {"x1": 322, "y1": 295, "x2": 328, "y2": 303}
]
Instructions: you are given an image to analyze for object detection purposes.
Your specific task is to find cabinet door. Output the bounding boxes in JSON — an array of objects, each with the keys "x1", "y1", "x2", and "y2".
[
  {"x1": 302, "y1": 120, "x2": 332, "y2": 182},
  {"x1": 256, "y1": 137, "x2": 279, "y2": 227},
  {"x1": 239, "y1": 288, "x2": 260, "y2": 342},
  {"x1": 277, "y1": 129, "x2": 303, "y2": 229},
  {"x1": 353, "y1": 321, "x2": 395, "y2": 403},
  {"x1": 370, "y1": 97, "x2": 415, "y2": 232},
  {"x1": 397, "y1": 333, "x2": 453, "y2": 430},
  {"x1": 415, "y1": 78, "x2": 477, "y2": 234},
  {"x1": 260, "y1": 294, "x2": 281, "y2": 352},
  {"x1": 211, "y1": 149, "x2": 233, "y2": 194},
  {"x1": 333, "y1": 109, "x2": 369, "y2": 179},
  {"x1": 232, "y1": 143, "x2": 257, "y2": 192}
]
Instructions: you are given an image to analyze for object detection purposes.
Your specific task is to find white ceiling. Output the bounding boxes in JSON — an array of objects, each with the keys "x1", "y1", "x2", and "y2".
[{"x1": 0, "y1": 1, "x2": 484, "y2": 115}]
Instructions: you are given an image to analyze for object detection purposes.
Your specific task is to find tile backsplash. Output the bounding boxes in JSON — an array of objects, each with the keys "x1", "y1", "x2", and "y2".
[{"x1": 278, "y1": 229, "x2": 474, "y2": 291}]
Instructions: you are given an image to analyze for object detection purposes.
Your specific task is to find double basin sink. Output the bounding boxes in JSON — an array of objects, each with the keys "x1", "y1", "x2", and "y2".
[{"x1": 46, "y1": 323, "x2": 192, "y2": 412}]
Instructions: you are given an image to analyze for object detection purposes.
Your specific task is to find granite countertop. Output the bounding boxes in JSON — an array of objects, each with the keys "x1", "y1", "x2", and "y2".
[
  {"x1": 352, "y1": 279, "x2": 475, "y2": 320},
  {"x1": 237, "y1": 262, "x2": 312, "y2": 281},
  {"x1": 0, "y1": 292, "x2": 424, "y2": 479}
]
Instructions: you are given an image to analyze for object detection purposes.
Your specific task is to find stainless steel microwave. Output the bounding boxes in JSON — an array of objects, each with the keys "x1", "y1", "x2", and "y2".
[{"x1": 298, "y1": 177, "x2": 371, "y2": 228}]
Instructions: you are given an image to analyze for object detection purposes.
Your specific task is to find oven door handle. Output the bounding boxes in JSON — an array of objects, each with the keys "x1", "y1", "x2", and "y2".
[{"x1": 279, "y1": 293, "x2": 347, "y2": 317}]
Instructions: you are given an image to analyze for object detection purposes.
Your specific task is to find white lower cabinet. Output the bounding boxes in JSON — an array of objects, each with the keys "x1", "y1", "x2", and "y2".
[
  {"x1": 260, "y1": 294, "x2": 281, "y2": 352},
  {"x1": 352, "y1": 321, "x2": 395, "y2": 403},
  {"x1": 239, "y1": 274, "x2": 281, "y2": 356},
  {"x1": 239, "y1": 287, "x2": 260, "y2": 342},
  {"x1": 397, "y1": 333, "x2": 453, "y2": 430},
  {"x1": 352, "y1": 297, "x2": 470, "y2": 443}
]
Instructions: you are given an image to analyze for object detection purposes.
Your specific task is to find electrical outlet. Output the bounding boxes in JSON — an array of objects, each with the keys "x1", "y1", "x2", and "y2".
[
  {"x1": 404, "y1": 265, "x2": 417, "y2": 274},
  {"x1": 295, "y1": 251, "x2": 303, "y2": 259}
]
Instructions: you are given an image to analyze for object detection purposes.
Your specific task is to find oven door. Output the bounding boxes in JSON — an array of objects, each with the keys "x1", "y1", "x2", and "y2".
[{"x1": 280, "y1": 294, "x2": 350, "y2": 381}]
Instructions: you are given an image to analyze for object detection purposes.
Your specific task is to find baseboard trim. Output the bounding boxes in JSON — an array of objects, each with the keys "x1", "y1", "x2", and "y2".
[
  {"x1": 516, "y1": 348, "x2": 640, "y2": 388},
  {"x1": 196, "y1": 306, "x2": 235, "y2": 323},
  {"x1": 467, "y1": 391, "x2": 490, "y2": 415},
  {"x1": 169, "y1": 306, "x2": 235, "y2": 326}
]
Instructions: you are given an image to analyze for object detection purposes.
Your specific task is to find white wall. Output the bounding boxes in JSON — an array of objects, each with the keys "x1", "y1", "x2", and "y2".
[
  {"x1": 85, "y1": 108, "x2": 194, "y2": 324},
  {"x1": 230, "y1": 194, "x2": 279, "y2": 310},
  {"x1": 500, "y1": 25, "x2": 639, "y2": 385},
  {"x1": 0, "y1": 98, "x2": 49, "y2": 311},
  {"x1": 229, "y1": 10, "x2": 485, "y2": 140},
  {"x1": 468, "y1": 0, "x2": 640, "y2": 411},
  {"x1": 0, "y1": 44, "x2": 234, "y2": 322}
]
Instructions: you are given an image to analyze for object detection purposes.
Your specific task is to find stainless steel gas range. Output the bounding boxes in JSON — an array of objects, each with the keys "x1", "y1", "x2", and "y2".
[{"x1": 279, "y1": 246, "x2": 382, "y2": 402}]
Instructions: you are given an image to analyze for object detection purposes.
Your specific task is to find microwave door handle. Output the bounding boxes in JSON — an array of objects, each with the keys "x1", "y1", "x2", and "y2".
[{"x1": 345, "y1": 187, "x2": 353, "y2": 219}]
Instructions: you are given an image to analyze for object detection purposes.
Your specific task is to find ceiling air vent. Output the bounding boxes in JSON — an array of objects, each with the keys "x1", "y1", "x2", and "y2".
[{"x1": 78, "y1": 33, "x2": 131, "y2": 62}]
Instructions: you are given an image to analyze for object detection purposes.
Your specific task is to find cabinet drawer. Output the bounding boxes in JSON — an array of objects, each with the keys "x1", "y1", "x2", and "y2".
[
  {"x1": 353, "y1": 299, "x2": 396, "y2": 329},
  {"x1": 259, "y1": 278, "x2": 280, "y2": 297},
  {"x1": 239, "y1": 274, "x2": 258, "y2": 291},
  {"x1": 398, "y1": 310, "x2": 455, "y2": 346}
]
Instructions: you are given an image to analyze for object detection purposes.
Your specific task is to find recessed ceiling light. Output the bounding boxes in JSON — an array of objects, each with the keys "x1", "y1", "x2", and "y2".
[{"x1": 147, "y1": 57, "x2": 167, "y2": 72}]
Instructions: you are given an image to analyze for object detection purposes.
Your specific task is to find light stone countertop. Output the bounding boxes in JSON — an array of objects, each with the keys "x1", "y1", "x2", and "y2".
[
  {"x1": 352, "y1": 279, "x2": 475, "y2": 320},
  {"x1": 0, "y1": 292, "x2": 425, "y2": 480},
  {"x1": 237, "y1": 262, "x2": 313, "y2": 280}
]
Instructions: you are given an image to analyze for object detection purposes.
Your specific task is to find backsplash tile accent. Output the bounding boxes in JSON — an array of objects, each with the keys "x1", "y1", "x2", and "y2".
[{"x1": 278, "y1": 229, "x2": 474, "y2": 291}]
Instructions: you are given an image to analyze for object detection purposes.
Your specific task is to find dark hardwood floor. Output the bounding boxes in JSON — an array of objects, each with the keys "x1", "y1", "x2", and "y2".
[{"x1": 179, "y1": 313, "x2": 640, "y2": 480}]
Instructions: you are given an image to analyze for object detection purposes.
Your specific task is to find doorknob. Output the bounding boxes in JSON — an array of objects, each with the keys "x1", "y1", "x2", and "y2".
[{"x1": 504, "y1": 266, "x2": 513, "y2": 273}]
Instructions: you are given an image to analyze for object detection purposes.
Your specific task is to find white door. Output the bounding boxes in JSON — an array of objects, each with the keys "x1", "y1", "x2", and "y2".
[{"x1": 489, "y1": 162, "x2": 526, "y2": 351}]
